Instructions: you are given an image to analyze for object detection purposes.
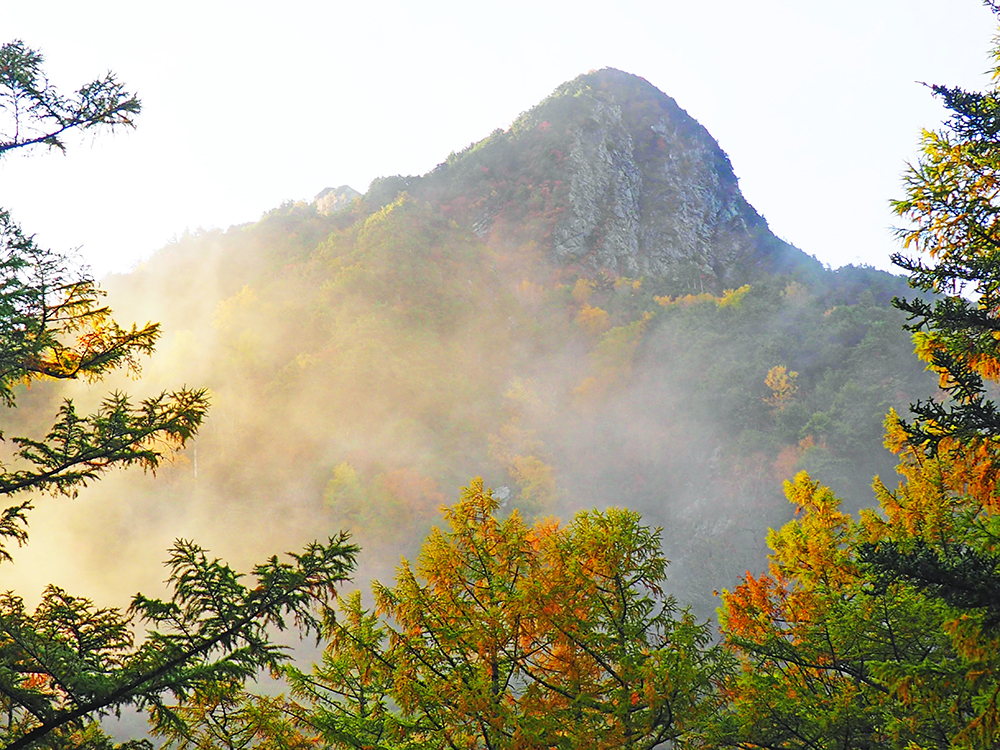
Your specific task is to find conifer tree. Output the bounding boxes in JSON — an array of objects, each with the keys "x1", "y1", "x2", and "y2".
[
  {"x1": 0, "y1": 40, "x2": 360, "y2": 749},
  {"x1": 890, "y1": 5, "x2": 1000, "y2": 451},
  {"x1": 284, "y1": 480, "x2": 723, "y2": 750},
  {"x1": 711, "y1": 9, "x2": 1000, "y2": 747},
  {"x1": 714, "y1": 464, "x2": 1000, "y2": 750},
  {"x1": 872, "y1": 1, "x2": 1000, "y2": 620}
]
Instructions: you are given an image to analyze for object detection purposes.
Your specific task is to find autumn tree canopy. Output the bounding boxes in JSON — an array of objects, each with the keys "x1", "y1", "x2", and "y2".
[
  {"x1": 712, "y1": 7, "x2": 1000, "y2": 749},
  {"x1": 283, "y1": 479, "x2": 725, "y2": 750}
]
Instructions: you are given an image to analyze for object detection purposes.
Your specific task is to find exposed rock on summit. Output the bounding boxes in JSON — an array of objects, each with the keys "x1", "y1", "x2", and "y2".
[
  {"x1": 552, "y1": 97, "x2": 644, "y2": 274},
  {"x1": 365, "y1": 68, "x2": 815, "y2": 290},
  {"x1": 314, "y1": 185, "x2": 361, "y2": 215}
]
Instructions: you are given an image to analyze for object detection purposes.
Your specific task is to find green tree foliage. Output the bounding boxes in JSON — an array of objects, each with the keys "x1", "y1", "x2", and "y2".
[
  {"x1": 151, "y1": 679, "x2": 316, "y2": 750},
  {"x1": 0, "y1": 39, "x2": 207, "y2": 543},
  {"x1": 0, "y1": 40, "x2": 140, "y2": 155},
  {"x1": 0, "y1": 537, "x2": 356, "y2": 750},
  {"x1": 713, "y1": 463, "x2": 1000, "y2": 750},
  {"x1": 864, "y1": 2, "x2": 1000, "y2": 633},
  {"x1": 0, "y1": 41, "x2": 361, "y2": 749},
  {"x1": 284, "y1": 480, "x2": 724, "y2": 750}
]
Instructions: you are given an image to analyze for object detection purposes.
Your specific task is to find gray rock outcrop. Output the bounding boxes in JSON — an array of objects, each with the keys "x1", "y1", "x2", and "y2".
[
  {"x1": 552, "y1": 99, "x2": 644, "y2": 276},
  {"x1": 360, "y1": 68, "x2": 815, "y2": 289},
  {"x1": 314, "y1": 185, "x2": 361, "y2": 215},
  {"x1": 544, "y1": 70, "x2": 802, "y2": 286}
]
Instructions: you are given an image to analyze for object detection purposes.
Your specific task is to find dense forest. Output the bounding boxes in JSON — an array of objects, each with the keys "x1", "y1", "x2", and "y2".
[
  {"x1": 77, "y1": 195, "x2": 930, "y2": 612},
  {"x1": 2, "y1": 9, "x2": 1000, "y2": 749}
]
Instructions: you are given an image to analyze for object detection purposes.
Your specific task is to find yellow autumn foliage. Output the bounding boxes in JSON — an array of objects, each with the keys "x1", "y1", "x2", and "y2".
[
  {"x1": 571, "y1": 277, "x2": 594, "y2": 304},
  {"x1": 655, "y1": 285, "x2": 751, "y2": 310},
  {"x1": 575, "y1": 304, "x2": 610, "y2": 335},
  {"x1": 764, "y1": 365, "x2": 798, "y2": 411}
]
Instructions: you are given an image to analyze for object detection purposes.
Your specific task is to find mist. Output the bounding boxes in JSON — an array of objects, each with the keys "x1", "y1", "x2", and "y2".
[
  {"x1": 0, "y1": 71, "x2": 934, "y2": 639},
  {"x1": 1, "y1": 203, "x2": 927, "y2": 627}
]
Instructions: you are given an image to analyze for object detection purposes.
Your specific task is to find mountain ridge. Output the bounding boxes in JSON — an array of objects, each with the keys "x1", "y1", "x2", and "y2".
[{"x1": 320, "y1": 68, "x2": 818, "y2": 290}]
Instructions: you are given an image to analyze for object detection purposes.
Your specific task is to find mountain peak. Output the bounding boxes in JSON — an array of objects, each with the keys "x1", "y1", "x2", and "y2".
[
  {"x1": 314, "y1": 185, "x2": 361, "y2": 215},
  {"x1": 365, "y1": 70, "x2": 815, "y2": 290}
]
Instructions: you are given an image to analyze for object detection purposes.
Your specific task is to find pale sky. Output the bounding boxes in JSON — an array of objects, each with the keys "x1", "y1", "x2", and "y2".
[{"x1": 1, "y1": 1, "x2": 996, "y2": 277}]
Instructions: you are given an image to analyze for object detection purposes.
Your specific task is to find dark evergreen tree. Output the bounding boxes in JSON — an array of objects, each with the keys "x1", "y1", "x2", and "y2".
[
  {"x1": 867, "y1": 1, "x2": 1000, "y2": 626},
  {"x1": 0, "y1": 41, "x2": 359, "y2": 749},
  {"x1": 891, "y1": 3, "x2": 1000, "y2": 451},
  {"x1": 0, "y1": 40, "x2": 140, "y2": 156}
]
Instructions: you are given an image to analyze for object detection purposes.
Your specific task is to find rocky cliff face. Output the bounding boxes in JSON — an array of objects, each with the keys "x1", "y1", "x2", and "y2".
[
  {"x1": 314, "y1": 185, "x2": 362, "y2": 215},
  {"x1": 550, "y1": 97, "x2": 644, "y2": 274},
  {"x1": 514, "y1": 69, "x2": 816, "y2": 286},
  {"x1": 353, "y1": 68, "x2": 815, "y2": 290}
]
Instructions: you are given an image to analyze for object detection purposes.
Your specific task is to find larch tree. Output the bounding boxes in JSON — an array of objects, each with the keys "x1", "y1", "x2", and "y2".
[
  {"x1": 711, "y1": 6, "x2": 1000, "y2": 748},
  {"x1": 870, "y1": 0, "x2": 1000, "y2": 627},
  {"x1": 713, "y1": 465, "x2": 995, "y2": 750},
  {"x1": 283, "y1": 479, "x2": 724, "y2": 750}
]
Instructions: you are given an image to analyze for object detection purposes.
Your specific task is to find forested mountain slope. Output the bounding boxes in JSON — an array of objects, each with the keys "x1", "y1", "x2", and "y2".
[{"x1": 11, "y1": 69, "x2": 932, "y2": 614}]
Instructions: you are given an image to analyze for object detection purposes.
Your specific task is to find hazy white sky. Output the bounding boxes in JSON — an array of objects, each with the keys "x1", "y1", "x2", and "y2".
[{"x1": 1, "y1": 1, "x2": 997, "y2": 277}]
